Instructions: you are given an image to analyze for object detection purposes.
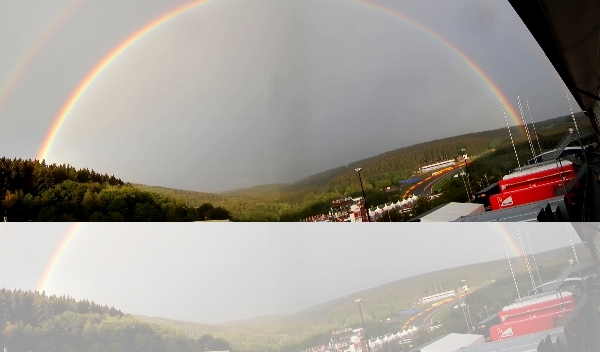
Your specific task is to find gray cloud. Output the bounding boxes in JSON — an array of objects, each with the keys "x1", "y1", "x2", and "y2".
[
  {"x1": 0, "y1": 223, "x2": 581, "y2": 324},
  {"x1": 0, "y1": 0, "x2": 579, "y2": 191}
]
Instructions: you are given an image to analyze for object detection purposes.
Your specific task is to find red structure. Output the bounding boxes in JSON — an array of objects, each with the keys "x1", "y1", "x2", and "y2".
[
  {"x1": 489, "y1": 292, "x2": 575, "y2": 341},
  {"x1": 489, "y1": 162, "x2": 576, "y2": 210}
]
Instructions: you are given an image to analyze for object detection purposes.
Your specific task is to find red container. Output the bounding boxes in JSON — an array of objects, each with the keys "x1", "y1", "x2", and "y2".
[
  {"x1": 490, "y1": 186, "x2": 557, "y2": 210},
  {"x1": 490, "y1": 162, "x2": 575, "y2": 210},
  {"x1": 489, "y1": 293, "x2": 575, "y2": 341},
  {"x1": 490, "y1": 314, "x2": 558, "y2": 340},
  {"x1": 498, "y1": 162, "x2": 575, "y2": 193},
  {"x1": 499, "y1": 294, "x2": 574, "y2": 324}
]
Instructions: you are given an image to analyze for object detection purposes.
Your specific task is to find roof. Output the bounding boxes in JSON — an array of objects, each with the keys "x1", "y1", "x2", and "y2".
[
  {"x1": 474, "y1": 313, "x2": 498, "y2": 327},
  {"x1": 419, "y1": 202, "x2": 484, "y2": 222},
  {"x1": 453, "y1": 195, "x2": 566, "y2": 222},
  {"x1": 502, "y1": 161, "x2": 572, "y2": 180},
  {"x1": 420, "y1": 333, "x2": 484, "y2": 352},
  {"x1": 474, "y1": 182, "x2": 498, "y2": 196},
  {"x1": 502, "y1": 291, "x2": 572, "y2": 311},
  {"x1": 456, "y1": 328, "x2": 566, "y2": 352},
  {"x1": 508, "y1": 1, "x2": 600, "y2": 111}
]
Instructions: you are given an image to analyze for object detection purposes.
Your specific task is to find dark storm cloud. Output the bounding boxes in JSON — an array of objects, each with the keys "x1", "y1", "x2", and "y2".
[{"x1": 0, "y1": 0, "x2": 578, "y2": 191}]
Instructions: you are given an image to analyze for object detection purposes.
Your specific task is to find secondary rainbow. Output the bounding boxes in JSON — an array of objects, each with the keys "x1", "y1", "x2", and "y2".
[
  {"x1": 37, "y1": 0, "x2": 527, "y2": 161},
  {"x1": 37, "y1": 223, "x2": 83, "y2": 293},
  {"x1": 0, "y1": 0, "x2": 84, "y2": 115}
]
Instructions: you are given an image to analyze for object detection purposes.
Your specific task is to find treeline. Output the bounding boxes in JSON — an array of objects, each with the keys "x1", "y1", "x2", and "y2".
[
  {"x1": 0, "y1": 289, "x2": 232, "y2": 352},
  {"x1": 410, "y1": 252, "x2": 590, "y2": 350},
  {"x1": 220, "y1": 114, "x2": 591, "y2": 221},
  {"x1": 133, "y1": 184, "x2": 225, "y2": 205},
  {"x1": 149, "y1": 245, "x2": 587, "y2": 352},
  {"x1": 0, "y1": 158, "x2": 231, "y2": 221},
  {"x1": 381, "y1": 121, "x2": 596, "y2": 221},
  {"x1": 3, "y1": 114, "x2": 588, "y2": 222},
  {"x1": 328, "y1": 130, "x2": 507, "y2": 193},
  {"x1": 280, "y1": 245, "x2": 590, "y2": 352}
]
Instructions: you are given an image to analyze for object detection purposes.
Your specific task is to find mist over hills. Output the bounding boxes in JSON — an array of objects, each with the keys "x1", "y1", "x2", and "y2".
[
  {"x1": 132, "y1": 113, "x2": 587, "y2": 215},
  {"x1": 0, "y1": 241, "x2": 586, "y2": 351},
  {"x1": 0, "y1": 113, "x2": 586, "y2": 221},
  {"x1": 132, "y1": 243, "x2": 589, "y2": 351}
]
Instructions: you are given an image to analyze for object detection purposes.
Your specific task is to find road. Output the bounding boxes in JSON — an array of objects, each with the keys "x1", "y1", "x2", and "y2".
[
  {"x1": 419, "y1": 302, "x2": 452, "y2": 327},
  {"x1": 402, "y1": 295, "x2": 464, "y2": 329},
  {"x1": 402, "y1": 165, "x2": 462, "y2": 198}
]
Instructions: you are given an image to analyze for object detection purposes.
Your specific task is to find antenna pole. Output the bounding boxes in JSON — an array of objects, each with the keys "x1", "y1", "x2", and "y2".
[
  {"x1": 502, "y1": 232, "x2": 521, "y2": 302},
  {"x1": 501, "y1": 100, "x2": 522, "y2": 171},
  {"x1": 565, "y1": 224, "x2": 588, "y2": 297},
  {"x1": 567, "y1": 91, "x2": 581, "y2": 134},
  {"x1": 525, "y1": 229, "x2": 543, "y2": 286},
  {"x1": 566, "y1": 92, "x2": 589, "y2": 166},
  {"x1": 518, "y1": 95, "x2": 536, "y2": 160},
  {"x1": 526, "y1": 100, "x2": 543, "y2": 155},
  {"x1": 517, "y1": 226, "x2": 536, "y2": 289}
]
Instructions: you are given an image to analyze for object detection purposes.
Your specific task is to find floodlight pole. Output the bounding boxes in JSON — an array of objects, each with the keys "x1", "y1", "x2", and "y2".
[
  {"x1": 356, "y1": 299, "x2": 372, "y2": 352},
  {"x1": 462, "y1": 279, "x2": 474, "y2": 330},
  {"x1": 355, "y1": 168, "x2": 372, "y2": 222},
  {"x1": 461, "y1": 148, "x2": 474, "y2": 196}
]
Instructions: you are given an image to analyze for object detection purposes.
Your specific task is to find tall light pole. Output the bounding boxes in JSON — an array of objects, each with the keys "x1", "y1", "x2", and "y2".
[
  {"x1": 355, "y1": 299, "x2": 372, "y2": 352},
  {"x1": 461, "y1": 148, "x2": 474, "y2": 196},
  {"x1": 355, "y1": 168, "x2": 372, "y2": 222},
  {"x1": 462, "y1": 280, "x2": 474, "y2": 330},
  {"x1": 460, "y1": 299, "x2": 471, "y2": 332}
]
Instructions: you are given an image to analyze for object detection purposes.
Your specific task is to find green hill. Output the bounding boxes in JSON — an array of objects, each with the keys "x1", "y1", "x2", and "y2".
[
  {"x1": 0, "y1": 113, "x2": 588, "y2": 221},
  {"x1": 0, "y1": 290, "x2": 232, "y2": 351},
  {"x1": 0, "y1": 159, "x2": 231, "y2": 222},
  {"x1": 133, "y1": 244, "x2": 591, "y2": 352},
  {"x1": 134, "y1": 113, "x2": 589, "y2": 221}
]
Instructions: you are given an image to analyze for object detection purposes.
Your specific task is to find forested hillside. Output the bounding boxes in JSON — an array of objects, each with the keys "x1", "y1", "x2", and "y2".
[
  {"x1": 0, "y1": 158, "x2": 231, "y2": 221},
  {"x1": 144, "y1": 113, "x2": 589, "y2": 221},
  {"x1": 0, "y1": 113, "x2": 588, "y2": 221},
  {"x1": 0, "y1": 290, "x2": 232, "y2": 351},
  {"x1": 133, "y1": 244, "x2": 589, "y2": 352},
  {"x1": 133, "y1": 184, "x2": 225, "y2": 205}
]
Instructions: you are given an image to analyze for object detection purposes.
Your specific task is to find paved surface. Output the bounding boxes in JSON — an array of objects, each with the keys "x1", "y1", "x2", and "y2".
[
  {"x1": 403, "y1": 166, "x2": 461, "y2": 198},
  {"x1": 402, "y1": 296, "x2": 462, "y2": 329}
]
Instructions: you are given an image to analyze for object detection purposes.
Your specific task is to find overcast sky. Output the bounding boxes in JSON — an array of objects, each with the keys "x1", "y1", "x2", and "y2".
[
  {"x1": 0, "y1": 0, "x2": 579, "y2": 192},
  {"x1": 0, "y1": 223, "x2": 586, "y2": 324}
]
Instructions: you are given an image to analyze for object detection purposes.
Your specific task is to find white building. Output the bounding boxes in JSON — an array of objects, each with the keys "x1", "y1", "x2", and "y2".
[{"x1": 419, "y1": 333, "x2": 484, "y2": 352}]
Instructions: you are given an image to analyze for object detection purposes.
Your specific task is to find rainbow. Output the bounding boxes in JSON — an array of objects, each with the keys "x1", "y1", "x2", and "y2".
[
  {"x1": 495, "y1": 223, "x2": 530, "y2": 270},
  {"x1": 37, "y1": 222, "x2": 82, "y2": 293},
  {"x1": 347, "y1": 0, "x2": 527, "y2": 130},
  {"x1": 0, "y1": 0, "x2": 84, "y2": 116},
  {"x1": 37, "y1": 0, "x2": 526, "y2": 161}
]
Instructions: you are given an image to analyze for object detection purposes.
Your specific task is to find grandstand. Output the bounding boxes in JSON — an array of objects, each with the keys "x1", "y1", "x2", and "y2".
[
  {"x1": 418, "y1": 160, "x2": 456, "y2": 174},
  {"x1": 418, "y1": 290, "x2": 456, "y2": 305}
]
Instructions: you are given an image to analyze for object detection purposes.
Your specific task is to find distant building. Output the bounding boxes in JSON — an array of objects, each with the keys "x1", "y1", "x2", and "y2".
[
  {"x1": 418, "y1": 160, "x2": 456, "y2": 174},
  {"x1": 299, "y1": 328, "x2": 368, "y2": 352},
  {"x1": 329, "y1": 197, "x2": 367, "y2": 222},
  {"x1": 418, "y1": 290, "x2": 456, "y2": 305}
]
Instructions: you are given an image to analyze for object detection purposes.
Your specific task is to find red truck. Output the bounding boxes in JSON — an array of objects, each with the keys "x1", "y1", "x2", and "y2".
[
  {"x1": 489, "y1": 292, "x2": 575, "y2": 341},
  {"x1": 489, "y1": 161, "x2": 575, "y2": 210}
]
